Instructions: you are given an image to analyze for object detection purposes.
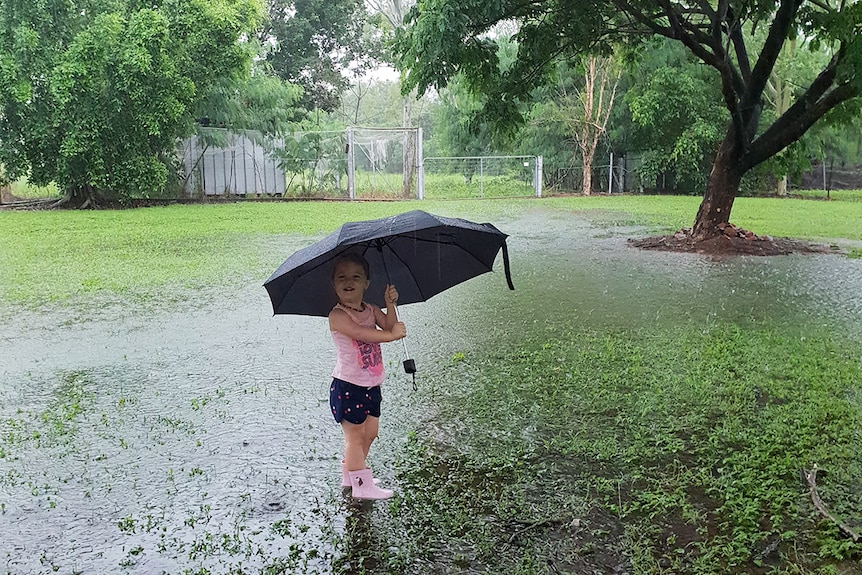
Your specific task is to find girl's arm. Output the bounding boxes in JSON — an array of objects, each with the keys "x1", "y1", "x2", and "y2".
[{"x1": 329, "y1": 308, "x2": 405, "y2": 343}]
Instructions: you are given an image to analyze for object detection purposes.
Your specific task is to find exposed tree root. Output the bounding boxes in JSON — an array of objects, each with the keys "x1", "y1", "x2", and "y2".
[
  {"x1": 50, "y1": 188, "x2": 99, "y2": 209},
  {"x1": 629, "y1": 223, "x2": 834, "y2": 256}
]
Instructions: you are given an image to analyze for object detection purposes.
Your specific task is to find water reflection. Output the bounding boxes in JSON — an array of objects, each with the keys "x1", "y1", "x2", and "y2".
[
  {"x1": 474, "y1": 212, "x2": 862, "y2": 338},
  {"x1": 1, "y1": 209, "x2": 860, "y2": 573}
]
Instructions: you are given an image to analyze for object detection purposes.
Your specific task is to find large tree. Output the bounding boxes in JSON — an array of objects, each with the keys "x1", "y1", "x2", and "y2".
[
  {"x1": 0, "y1": 0, "x2": 263, "y2": 206},
  {"x1": 395, "y1": 0, "x2": 862, "y2": 240},
  {"x1": 260, "y1": 0, "x2": 377, "y2": 112}
]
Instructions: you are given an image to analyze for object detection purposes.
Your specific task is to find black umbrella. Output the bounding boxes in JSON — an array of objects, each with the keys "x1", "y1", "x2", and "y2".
[{"x1": 263, "y1": 210, "x2": 514, "y2": 375}]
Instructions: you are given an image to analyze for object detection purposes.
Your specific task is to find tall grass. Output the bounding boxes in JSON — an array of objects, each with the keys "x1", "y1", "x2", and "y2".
[
  {"x1": 282, "y1": 170, "x2": 537, "y2": 200},
  {"x1": 3, "y1": 175, "x2": 61, "y2": 200}
]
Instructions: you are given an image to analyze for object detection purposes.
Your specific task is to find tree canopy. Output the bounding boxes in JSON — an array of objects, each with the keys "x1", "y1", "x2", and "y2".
[
  {"x1": 395, "y1": 0, "x2": 862, "y2": 238},
  {"x1": 0, "y1": 0, "x2": 263, "y2": 205},
  {"x1": 259, "y1": 0, "x2": 379, "y2": 112}
]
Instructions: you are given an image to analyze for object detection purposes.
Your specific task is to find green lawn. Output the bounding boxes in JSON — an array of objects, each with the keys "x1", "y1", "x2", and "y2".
[
  {"x1": 542, "y1": 194, "x2": 862, "y2": 242},
  {"x1": 2, "y1": 195, "x2": 860, "y2": 309},
  {"x1": 793, "y1": 188, "x2": 862, "y2": 202}
]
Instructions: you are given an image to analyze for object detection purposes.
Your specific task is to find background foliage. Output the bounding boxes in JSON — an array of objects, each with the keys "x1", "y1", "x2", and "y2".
[{"x1": 0, "y1": 0, "x2": 265, "y2": 204}]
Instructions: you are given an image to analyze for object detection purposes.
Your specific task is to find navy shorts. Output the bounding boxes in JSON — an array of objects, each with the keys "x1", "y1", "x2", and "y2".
[{"x1": 330, "y1": 378, "x2": 382, "y2": 424}]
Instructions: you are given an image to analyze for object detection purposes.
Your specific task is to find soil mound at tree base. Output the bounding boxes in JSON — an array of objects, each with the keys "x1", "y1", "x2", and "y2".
[{"x1": 629, "y1": 222, "x2": 834, "y2": 256}]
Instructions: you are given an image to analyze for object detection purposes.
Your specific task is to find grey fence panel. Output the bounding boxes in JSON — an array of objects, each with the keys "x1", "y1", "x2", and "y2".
[{"x1": 181, "y1": 130, "x2": 286, "y2": 196}]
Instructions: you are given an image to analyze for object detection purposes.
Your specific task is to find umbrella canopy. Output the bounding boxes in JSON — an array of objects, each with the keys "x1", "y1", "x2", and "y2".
[{"x1": 264, "y1": 210, "x2": 513, "y2": 317}]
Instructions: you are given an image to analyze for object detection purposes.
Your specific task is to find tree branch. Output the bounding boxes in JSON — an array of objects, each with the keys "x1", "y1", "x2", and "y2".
[
  {"x1": 610, "y1": 0, "x2": 675, "y2": 37},
  {"x1": 469, "y1": 0, "x2": 544, "y2": 33},
  {"x1": 803, "y1": 466, "x2": 861, "y2": 542},
  {"x1": 727, "y1": 10, "x2": 751, "y2": 84},
  {"x1": 744, "y1": 76, "x2": 858, "y2": 170},
  {"x1": 743, "y1": 0, "x2": 803, "y2": 118}
]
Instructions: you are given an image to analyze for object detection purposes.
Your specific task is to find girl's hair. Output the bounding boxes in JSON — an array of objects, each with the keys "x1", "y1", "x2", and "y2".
[{"x1": 332, "y1": 252, "x2": 371, "y2": 280}]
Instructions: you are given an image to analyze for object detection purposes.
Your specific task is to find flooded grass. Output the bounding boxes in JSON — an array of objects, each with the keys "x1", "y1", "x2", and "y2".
[
  {"x1": 377, "y1": 324, "x2": 862, "y2": 574},
  {"x1": 2, "y1": 200, "x2": 862, "y2": 574}
]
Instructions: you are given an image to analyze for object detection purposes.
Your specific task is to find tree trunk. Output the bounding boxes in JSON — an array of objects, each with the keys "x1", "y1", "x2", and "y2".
[
  {"x1": 57, "y1": 184, "x2": 99, "y2": 209},
  {"x1": 570, "y1": 55, "x2": 618, "y2": 197},
  {"x1": 581, "y1": 149, "x2": 593, "y2": 195},
  {"x1": 691, "y1": 134, "x2": 742, "y2": 239}
]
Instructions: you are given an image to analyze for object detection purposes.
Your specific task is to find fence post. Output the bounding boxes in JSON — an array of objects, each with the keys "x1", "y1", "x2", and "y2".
[
  {"x1": 822, "y1": 159, "x2": 827, "y2": 196},
  {"x1": 347, "y1": 127, "x2": 355, "y2": 200},
  {"x1": 535, "y1": 156, "x2": 543, "y2": 197},
  {"x1": 608, "y1": 151, "x2": 614, "y2": 194},
  {"x1": 416, "y1": 127, "x2": 424, "y2": 200},
  {"x1": 618, "y1": 155, "x2": 625, "y2": 194}
]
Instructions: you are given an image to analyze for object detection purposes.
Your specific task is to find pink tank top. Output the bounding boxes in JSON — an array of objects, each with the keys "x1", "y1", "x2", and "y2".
[{"x1": 330, "y1": 303, "x2": 385, "y2": 387}]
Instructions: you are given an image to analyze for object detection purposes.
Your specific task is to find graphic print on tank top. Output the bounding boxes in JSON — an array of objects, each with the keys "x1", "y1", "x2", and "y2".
[{"x1": 355, "y1": 340, "x2": 383, "y2": 377}]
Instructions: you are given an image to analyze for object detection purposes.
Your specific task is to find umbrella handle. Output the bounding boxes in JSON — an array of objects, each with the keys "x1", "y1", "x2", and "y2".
[
  {"x1": 391, "y1": 303, "x2": 408, "y2": 355},
  {"x1": 392, "y1": 303, "x2": 417, "y2": 380}
]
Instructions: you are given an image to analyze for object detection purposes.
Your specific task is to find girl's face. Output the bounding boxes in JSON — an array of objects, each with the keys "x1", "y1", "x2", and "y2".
[{"x1": 333, "y1": 260, "x2": 369, "y2": 304}]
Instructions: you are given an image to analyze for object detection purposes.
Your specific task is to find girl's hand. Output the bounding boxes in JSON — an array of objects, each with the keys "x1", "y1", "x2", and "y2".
[
  {"x1": 384, "y1": 284, "x2": 399, "y2": 306},
  {"x1": 390, "y1": 321, "x2": 406, "y2": 340}
]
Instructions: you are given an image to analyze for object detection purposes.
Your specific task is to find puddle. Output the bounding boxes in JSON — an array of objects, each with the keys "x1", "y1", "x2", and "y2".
[{"x1": 1, "y1": 208, "x2": 861, "y2": 573}]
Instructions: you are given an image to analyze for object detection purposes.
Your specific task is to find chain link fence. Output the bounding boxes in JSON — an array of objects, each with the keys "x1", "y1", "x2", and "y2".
[
  {"x1": 7, "y1": 130, "x2": 862, "y2": 205},
  {"x1": 422, "y1": 156, "x2": 542, "y2": 199}
]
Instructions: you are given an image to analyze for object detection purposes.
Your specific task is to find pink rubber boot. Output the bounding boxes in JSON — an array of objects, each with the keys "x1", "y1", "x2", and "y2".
[
  {"x1": 341, "y1": 460, "x2": 380, "y2": 488},
  {"x1": 349, "y1": 468, "x2": 393, "y2": 500}
]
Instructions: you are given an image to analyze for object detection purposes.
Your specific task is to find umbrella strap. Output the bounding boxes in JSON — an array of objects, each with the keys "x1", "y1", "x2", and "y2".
[{"x1": 502, "y1": 241, "x2": 515, "y2": 290}]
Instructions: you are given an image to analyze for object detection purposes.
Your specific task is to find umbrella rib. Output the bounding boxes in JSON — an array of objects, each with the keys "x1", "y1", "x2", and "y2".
[
  {"x1": 384, "y1": 237, "x2": 500, "y2": 301},
  {"x1": 383, "y1": 244, "x2": 427, "y2": 300},
  {"x1": 407, "y1": 236, "x2": 499, "y2": 273}
]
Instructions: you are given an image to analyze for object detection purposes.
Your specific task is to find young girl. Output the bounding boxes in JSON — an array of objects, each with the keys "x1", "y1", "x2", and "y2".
[{"x1": 329, "y1": 253, "x2": 406, "y2": 500}]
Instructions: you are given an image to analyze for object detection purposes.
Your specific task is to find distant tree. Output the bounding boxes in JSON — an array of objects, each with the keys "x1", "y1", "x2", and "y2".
[
  {"x1": 195, "y1": 64, "x2": 306, "y2": 135},
  {"x1": 0, "y1": 0, "x2": 263, "y2": 206},
  {"x1": 797, "y1": 115, "x2": 862, "y2": 193},
  {"x1": 188, "y1": 62, "x2": 307, "y2": 192},
  {"x1": 260, "y1": 0, "x2": 377, "y2": 112},
  {"x1": 532, "y1": 56, "x2": 620, "y2": 195},
  {"x1": 337, "y1": 80, "x2": 408, "y2": 127},
  {"x1": 762, "y1": 35, "x2": 829, "y2": 196},
  {"x1": 365, "y1": 0, "x2": 419, "y2": 196},
  {"x1": 428, "y1": 75, "x2": 495, "y2": 183},
  {"x1": 395, "y1": 0, "x2": 862, "y2": 240},
  {"x1": 433, "y1": 77, "x2": 493, "y2": 159}
]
